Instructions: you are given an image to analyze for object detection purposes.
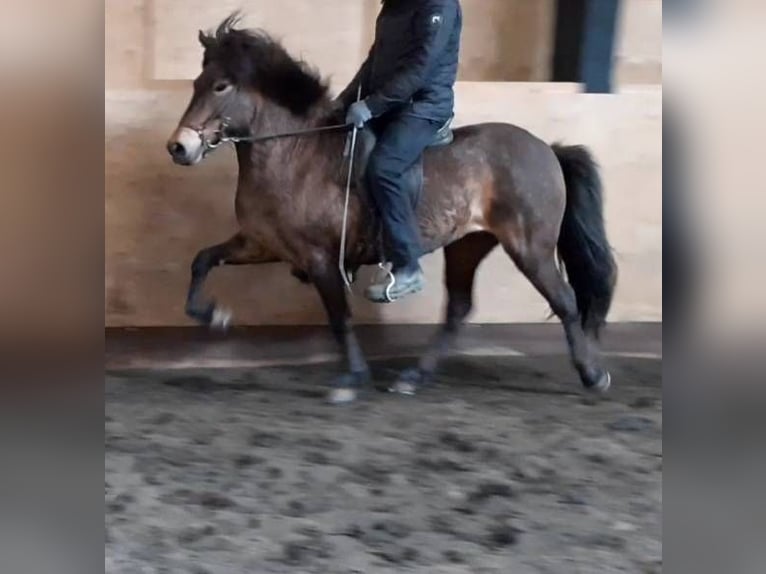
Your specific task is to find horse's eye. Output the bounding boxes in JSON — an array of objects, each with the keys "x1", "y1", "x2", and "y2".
[{"x1": 214, "y1": 82, "x2": 231, "y2": 94}]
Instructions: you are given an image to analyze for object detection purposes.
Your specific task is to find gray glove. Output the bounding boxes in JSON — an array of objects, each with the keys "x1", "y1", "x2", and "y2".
[{"x1": 345, "y1": 100, "x2": 373, "y2": 129}]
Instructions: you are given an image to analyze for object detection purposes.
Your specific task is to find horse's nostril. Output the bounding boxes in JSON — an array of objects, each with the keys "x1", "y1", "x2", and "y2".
[{"x1": 168, "y1": 141, "x2": 186, "y2": 157}]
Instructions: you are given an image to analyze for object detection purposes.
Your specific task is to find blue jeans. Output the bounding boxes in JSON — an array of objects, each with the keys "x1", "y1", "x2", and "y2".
[{"x1": 366, "y1": 113, "x2": 442, "y2": 272}]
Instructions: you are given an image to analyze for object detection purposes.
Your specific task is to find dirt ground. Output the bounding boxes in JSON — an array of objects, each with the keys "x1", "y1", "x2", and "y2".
[{"x1": 105, "y1": 355, "x2": 662, "y2": 574}]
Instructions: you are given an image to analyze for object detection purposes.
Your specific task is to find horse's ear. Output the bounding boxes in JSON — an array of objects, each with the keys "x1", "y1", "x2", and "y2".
[{"x1": 198, "y1": 30, "x2": 212, "y2": 49}]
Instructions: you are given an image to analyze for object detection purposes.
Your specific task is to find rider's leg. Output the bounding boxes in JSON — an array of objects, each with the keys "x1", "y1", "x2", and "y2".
[{"x1": 364, "y1": 113, "x2": 442, "y2": 302}]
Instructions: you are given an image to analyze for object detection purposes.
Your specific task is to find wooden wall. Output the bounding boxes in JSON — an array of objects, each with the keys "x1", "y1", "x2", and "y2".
[{"x1": 105, "y1": 0, "x2": 662, "y2": 326}]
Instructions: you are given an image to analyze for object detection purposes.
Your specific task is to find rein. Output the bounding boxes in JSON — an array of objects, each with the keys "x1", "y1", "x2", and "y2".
[
  {"x1": 226, "y1": 122, "x2": 353, "y2": 144},
  {"x1": 197, "y1": 121, "x2": 352, "y2": 151}
]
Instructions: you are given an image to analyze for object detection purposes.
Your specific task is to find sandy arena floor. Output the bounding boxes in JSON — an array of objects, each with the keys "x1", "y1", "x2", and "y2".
[{"x1": 106, "y1": 355, "x2": 661, "y2": 574}]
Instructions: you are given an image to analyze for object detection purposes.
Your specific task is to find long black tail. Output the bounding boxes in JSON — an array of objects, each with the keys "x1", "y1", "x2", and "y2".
[{"x1": 552, "y1": 144, "x2": 617, "y2": 339}]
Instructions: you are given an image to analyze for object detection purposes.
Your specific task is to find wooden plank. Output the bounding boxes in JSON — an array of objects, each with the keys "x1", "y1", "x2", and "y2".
[
  {"x1": 105, "y1": 83, "x2": 661, "y2": 326},
  {"x1": 151, "y1": 0, "x2": 374, "y2": 84}
]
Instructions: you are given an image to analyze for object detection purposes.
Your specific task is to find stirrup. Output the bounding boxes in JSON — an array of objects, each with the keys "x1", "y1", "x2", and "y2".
[
  {"x1": 376, "y1": 262, "x2": 397, "y2": 303},
  {"x1": 429, "y1": 115, "x2": 454, "y2": 148}
]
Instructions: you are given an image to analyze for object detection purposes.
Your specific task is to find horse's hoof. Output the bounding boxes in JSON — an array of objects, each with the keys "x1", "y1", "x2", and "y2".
[
  {"x1": 326, "y1": 371, "x2": 369, "y2": 405},
  {"x1": 327, "y1": 387, "x2": 358, "y2": 405},
  {"x1": 210, "y1": 306, "x2": 232, "y2": 331},
  {"x1": 588, "y1": 371, "x2": 611, "y2": 393},
  {"x1": 389, "y1": 368, "x2": 427, "y2": 396}
]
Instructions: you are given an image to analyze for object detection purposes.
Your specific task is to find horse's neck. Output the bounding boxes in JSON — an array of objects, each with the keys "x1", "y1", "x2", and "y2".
[
  {"x1": 236, "y1": 101, "x2": 344, "y2": 192},
  {"x1": 251, "y1": 100, "x2": 310, "y2": 141}
]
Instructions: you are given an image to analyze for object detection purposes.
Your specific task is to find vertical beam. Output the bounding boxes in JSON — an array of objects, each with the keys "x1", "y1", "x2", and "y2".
[
  {"x1": 552, "y1": 0, "x2": 586, "y2": 83},
  {"x1": 580, "y1": 0, "x2": 622, "y2": 93},
  {"x1": 551, "y1": 0, "x2": 622, "y2": 93}
]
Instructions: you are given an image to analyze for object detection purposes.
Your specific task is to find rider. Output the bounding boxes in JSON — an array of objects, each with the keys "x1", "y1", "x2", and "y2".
[{"x1": 337, "y1": 0, "x2": 462, "y2": 303}]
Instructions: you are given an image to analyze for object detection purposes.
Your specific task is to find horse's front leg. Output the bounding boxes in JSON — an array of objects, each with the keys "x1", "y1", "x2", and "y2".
[
  {"x1": 310, "y1": 259, "x2": 370, "y2": 404},
  {"x1": 186, "y1": 233, "x2": 277, "y2": 329}
]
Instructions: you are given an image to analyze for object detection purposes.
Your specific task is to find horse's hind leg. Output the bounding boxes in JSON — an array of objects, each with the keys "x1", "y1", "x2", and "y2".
[
  {"x1": 504, "y1": 242, "x2": 610, "y2": 391},
  {"x1": 391, "y1": 232, "x2": 498, "y2": 395},
  {"x1": 186, "y1": 233, "x2": 276, "y2": 329}
]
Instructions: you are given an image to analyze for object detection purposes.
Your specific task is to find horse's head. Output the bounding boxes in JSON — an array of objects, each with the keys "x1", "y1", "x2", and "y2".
[
  {"x1": 167, "y1": 14, "x2": 329, "y2": 166},
  {"x1": 166, "y1": 17, "x2": 257, "y2": 166}
]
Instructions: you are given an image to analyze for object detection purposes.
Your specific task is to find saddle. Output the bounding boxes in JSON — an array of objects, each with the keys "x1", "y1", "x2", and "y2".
[
  {"x1": 347, "y1": 117, "x2": 452, "y2": 264},
  {"x1": 351, "y1": 116, "x2": 454, "y2": 207}
]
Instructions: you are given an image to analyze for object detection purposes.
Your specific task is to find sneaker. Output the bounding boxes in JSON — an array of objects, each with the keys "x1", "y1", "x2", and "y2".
[{"x1": 364, "y1": 267, "x2": 425, "y2": 303}]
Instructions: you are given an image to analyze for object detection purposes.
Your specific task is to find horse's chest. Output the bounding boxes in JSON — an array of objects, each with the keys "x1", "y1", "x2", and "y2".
[
  {"x1": 235, "y1": 192, "x2": 293, "y2": 257},
  {"x1": 235, "y1": 187, "x2": 322, "y2": 264}
]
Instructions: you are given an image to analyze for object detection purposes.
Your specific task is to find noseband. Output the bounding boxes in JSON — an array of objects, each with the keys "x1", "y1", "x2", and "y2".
[{"x1": 193, "y1": 117, "x2": 231, "y2": 154}]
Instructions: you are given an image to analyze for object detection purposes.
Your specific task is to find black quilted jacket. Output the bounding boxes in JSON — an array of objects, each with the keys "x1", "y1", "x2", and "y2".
[{"x1": 338, "y1": 0, "x2": 462, "y2": 122}]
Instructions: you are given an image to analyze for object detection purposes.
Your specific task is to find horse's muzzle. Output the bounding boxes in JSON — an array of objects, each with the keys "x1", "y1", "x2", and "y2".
[{"x1": 167, "y1": 127, "x2": 204, "y2": 166}]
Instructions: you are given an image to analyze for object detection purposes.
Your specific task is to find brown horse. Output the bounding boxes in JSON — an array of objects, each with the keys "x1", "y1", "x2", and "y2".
[{"x1": 166, "y1": 17, "x2": 617, "y2": 404}]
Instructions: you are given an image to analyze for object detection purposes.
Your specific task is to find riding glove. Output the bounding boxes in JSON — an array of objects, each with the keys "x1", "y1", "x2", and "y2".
[{"x1": 346, "y1": 100, "x2": 373, "y2": 129}]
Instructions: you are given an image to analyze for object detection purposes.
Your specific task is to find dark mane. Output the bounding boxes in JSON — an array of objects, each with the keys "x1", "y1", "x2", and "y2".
[{"x1": 199, "y1": 14, "x2": 329, "y2": 116}]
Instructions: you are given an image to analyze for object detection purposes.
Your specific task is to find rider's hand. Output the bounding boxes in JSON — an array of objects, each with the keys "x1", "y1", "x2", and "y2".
[{"x1": 345, "y1": 100, "x2": 373, "y2": 129}]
